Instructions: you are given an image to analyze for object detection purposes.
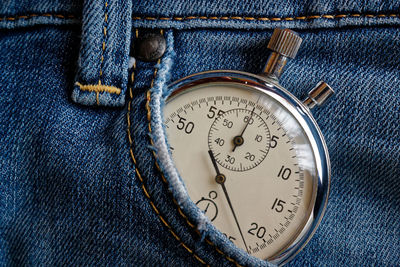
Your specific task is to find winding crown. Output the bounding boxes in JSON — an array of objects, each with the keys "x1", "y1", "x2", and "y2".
[{"x1": 267, "y1": 28, "x2": 303, "y2": 58}]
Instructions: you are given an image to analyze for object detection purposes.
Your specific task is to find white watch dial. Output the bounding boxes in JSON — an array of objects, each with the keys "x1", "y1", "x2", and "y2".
[{"x1": 163, "y1": 82, "x2": 317, "y2": 260}]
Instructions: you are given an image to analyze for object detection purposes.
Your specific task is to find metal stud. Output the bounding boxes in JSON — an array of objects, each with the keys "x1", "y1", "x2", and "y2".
[{"x1": 132, "y1": 32, "x2": 166, "y2": 62}]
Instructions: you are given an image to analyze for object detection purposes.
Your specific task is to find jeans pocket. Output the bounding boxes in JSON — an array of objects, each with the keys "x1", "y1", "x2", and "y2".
[{"x1": 129, "y1": 28, "x2": 274, "y2": 266}]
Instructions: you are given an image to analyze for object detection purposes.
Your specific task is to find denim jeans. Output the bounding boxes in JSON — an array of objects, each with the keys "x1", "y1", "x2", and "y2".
[{"x1": 0, "y1": 0, "x2": 399, "y2": 266}]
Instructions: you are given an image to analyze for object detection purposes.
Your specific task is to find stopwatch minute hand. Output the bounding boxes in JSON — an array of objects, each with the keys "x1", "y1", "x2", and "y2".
[{"x1": 207, "y1": 150, "x2": 250, "y2": 254}]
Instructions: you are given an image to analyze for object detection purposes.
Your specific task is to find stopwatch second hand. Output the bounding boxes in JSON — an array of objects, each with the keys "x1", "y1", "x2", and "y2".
[
  {"x1": 208, "y1": 150, "x2": 250, "y2": 253},
  {"x1": 232, "y1": 107, "x2": 256, "y2": 152}
]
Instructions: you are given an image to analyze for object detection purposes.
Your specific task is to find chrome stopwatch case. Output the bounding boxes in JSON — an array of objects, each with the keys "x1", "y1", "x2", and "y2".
[{"x1": 163, "y1": 29, "x2": 334, "y2": 265}]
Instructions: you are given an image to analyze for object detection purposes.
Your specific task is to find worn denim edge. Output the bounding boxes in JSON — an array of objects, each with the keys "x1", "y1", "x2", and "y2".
[{"x1": 148, "y1": 29, "x2": 276, "y2": 267}]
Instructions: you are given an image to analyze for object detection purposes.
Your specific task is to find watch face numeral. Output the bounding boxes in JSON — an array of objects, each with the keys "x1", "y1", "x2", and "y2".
[
  {"x1": 248, "y1": 222, "x2": 267, "y2": 239},
  {"x1": 214, "y1": 138, "x2": 225, "y2": 146},
  {"x1": 243, "y1": 115, "x2": 254, "y2": 124},
  {"x1": 225, "y1": 155, "x2": 235, "y2": 164},
  {"x1": 176, "y1": 116, "x2": 195, "y2": 134},
  {"x1": 272, "y1": 198, "x2": 286, "y2": 213},
  {"x1": 244, "y1": 152, "x2": 255, "y2": 161},
  {"x1": 277, "y1": 165, "x2": 292, "y2": 180},
  {"x1": 270, "y1": 135, "x2": 279, "y2": 148},
  {"x1": 207, "y1": 105, "x2": 225, "y2": 119},
  {"x1": 223, "y1": 119, "x2": 234, "y2": 128}
]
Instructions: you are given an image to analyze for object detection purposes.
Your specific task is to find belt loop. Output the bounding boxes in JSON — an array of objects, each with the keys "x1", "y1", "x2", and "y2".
[{"x1": 72, "y1": 0, "x2": 132, "y2": 107}]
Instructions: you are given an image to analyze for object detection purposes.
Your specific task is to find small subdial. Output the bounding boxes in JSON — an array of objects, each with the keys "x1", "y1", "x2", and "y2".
[{"x1": 208, "y1": 108, "x2": 271, "y2": 171}]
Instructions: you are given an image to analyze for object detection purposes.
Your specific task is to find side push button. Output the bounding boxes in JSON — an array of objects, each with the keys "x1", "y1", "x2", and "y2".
[{"x1": 303, "y1": 81, "x2": 335, "y2": 109}]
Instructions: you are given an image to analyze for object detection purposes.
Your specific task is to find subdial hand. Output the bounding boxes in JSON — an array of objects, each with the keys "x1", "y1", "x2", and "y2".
[
  {"x1": 232, "y1": 107, "x2": 256, "y2": 152},
  {"x1": 204, "y1": 203, "x2": 210, "y2": 213},
  {"x1": 208, "y1": 150, "x2": 250, "y2": 253}
]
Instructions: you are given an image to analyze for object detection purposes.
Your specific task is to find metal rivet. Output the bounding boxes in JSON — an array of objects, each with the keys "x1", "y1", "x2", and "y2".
[{"x1": 133, "y1": 32, "x2": 166, "y2": 62}]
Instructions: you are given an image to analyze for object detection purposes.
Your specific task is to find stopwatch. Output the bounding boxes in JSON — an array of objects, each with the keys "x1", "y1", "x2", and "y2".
[{"x1": 163, "y1": 29, "x2": 334, "y2": 265}]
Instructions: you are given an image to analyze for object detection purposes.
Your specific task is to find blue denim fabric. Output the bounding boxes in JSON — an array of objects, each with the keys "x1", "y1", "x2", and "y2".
[{"x1": 1, "y1": 1, "x2": 400, "y2": 266}]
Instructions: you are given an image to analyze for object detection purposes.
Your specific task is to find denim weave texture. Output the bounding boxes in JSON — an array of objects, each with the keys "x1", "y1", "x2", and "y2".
[{"x1": 0, "y1": 0, "x2": 399, "y2": 266}]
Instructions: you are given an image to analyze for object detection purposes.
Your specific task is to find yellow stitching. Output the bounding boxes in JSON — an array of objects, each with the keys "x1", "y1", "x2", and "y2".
[
  {"x1": 150, "y1": 69, "x2": 159, "y2": 87},
  {"x1": 193, "y1": 253, "x2": 207, "y2": 264},
  {"x1": 145, "y1": 30, "x2": 243, "y2": 267},
  {"x1": 149, "y1": 201, "x2": 160, "y2": 214},
  {"x1": 0, "y1": 14, "x2": 76, "y2": 21},
  {"x1": 170, "y1": 198, "x2": 196, "y2": 228},
  {"x1": 130, "y1": 70, "x2": 135, "y2": 99},
  {"x1": 134, "y1": 169, "x2": 141, "y2": 180},
  {"x1": 75, "y1": 82, "x2": 121, "y2": 94},
  {"x1": 127, "y1": 43, "x2": 208, "y2": 267},
  {"x1": 96, "y1": 92, "x2": 100, "y2": 105},
  {"x1": 129, "y1": 150, "x2": 137, "y2": 165},
  {"x1": 132, "y1": 13, "x2": 400, "y2": 21},
  {"x1": 181, "y1": 242, "x2": 194, "y2": 253},
  {"x1": 127, "y1": 131, "x2": 133, "y2": 147},
  {"x1": 141, "y1": 184, "x2": 151, "y2": 199},
  {"x1": 98, "y1": 1, "x2": 109, "y2": 97},
  {"x1": 159, "y1": 215, "x2": 170, "y2": 227},
  {"x1": 169, "y1": 229, "x2": 181, "y2": 241},
  {"x1": 10, "y1": 13, "x2": 398, "y2": 23}
]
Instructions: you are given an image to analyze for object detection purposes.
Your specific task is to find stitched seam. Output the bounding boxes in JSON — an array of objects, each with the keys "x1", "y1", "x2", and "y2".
[
  {"x1": 96, "y1": 0, "x2": 109, "y2": 105},
  {"x1": 132, "y1": 13, "x2": 400, "y2": 21},
  {"x1": 145, "y1": 29, "x2": 242, "y2": 267},
  {"x1": 75, "y1": 82, "x2": 121, "y2": 94},
  {"x1": 127, "y1": 30, "x2": 208, "y2": 267},
  {"x1": 1, "y1": 12, "x2": 398, "y2": 23},
  {"x1": 0, "y1": 14, "x2": 76, "y2": 21}
]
